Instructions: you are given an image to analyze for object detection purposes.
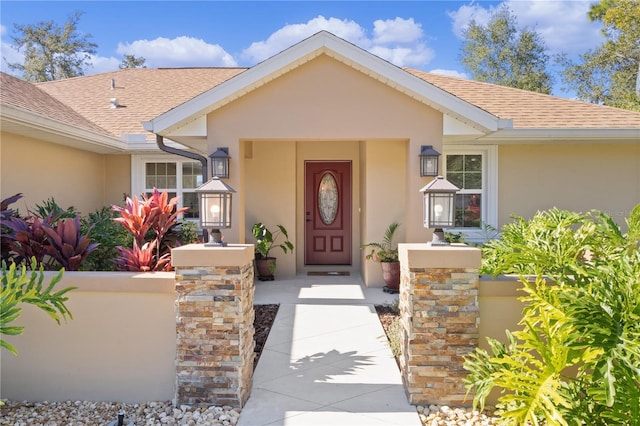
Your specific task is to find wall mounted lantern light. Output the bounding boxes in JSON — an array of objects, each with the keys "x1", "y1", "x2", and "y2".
[
  {"x1": 420, "y1": 176, "x2": 459, "y2": 245},
  {"x1": 195, "y1": 176, "x2": 235, "y2": 246},
  {"x1": 209, "y1": 147, "x2": 230, "y2": 179},
  {"x1": 419, "y1": 145, "x2": 441, "y2": 177}
]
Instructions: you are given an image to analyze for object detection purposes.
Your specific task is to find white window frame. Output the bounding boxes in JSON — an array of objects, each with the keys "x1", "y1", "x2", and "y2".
[
  {"x1": 131, "y1": 154, "x2": 203, "y2": 222},
  {"x1": 443, "y1": 145, "x2": 498, "y2": 243}
]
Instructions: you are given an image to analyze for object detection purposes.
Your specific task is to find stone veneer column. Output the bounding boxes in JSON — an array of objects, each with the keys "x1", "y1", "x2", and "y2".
[
  {"x1": 171, "y1": 244, "x2": 255, "y2": 408},
  {"x1": 397, "y1": 243, "x2": 481, "y2": 406}
]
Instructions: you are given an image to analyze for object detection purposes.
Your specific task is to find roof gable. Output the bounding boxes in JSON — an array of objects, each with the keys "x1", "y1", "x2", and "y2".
[{"x1": 143, "y1": 31, "x2": 505, "y2": 137}]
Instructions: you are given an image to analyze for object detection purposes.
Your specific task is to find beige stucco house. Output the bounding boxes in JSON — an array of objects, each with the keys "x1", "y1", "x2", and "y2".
[{"x1": 2, "y1": 31, "x2": 639, "y2": 285}]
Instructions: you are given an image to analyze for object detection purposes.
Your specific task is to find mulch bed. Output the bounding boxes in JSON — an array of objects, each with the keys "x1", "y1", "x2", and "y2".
[{"x1": 253, "y1": 304, "x2": 279, "y2": 370}]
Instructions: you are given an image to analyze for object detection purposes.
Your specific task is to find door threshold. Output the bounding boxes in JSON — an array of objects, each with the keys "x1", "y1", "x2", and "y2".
[{"x1": 307, "y1": 271, "x2": 350, "y2": 276}]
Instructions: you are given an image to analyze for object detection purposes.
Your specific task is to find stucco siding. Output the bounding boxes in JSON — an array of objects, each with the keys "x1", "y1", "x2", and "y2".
[
  {"x1": 1, "y1": 132, "x2": 107, "y2": 214},
  {"x1": 207, "y1": 54, "x2": 443, "y2": 282},
  {"x1": 498, "y1": 143, "x2": 640, "y2": 228},
  {"x1": 105, "y1": 154, "x2": 131, "y2": 207}
]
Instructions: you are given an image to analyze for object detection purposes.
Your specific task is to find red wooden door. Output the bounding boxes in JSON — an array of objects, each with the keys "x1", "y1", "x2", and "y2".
[{"x1": 305, "y1": 161, "x2": 352, "y2": 265}]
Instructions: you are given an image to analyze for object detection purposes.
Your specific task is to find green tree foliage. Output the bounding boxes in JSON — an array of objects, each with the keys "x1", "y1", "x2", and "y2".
[
  {"x1": 459, "y1": 5, "x2": 553, "y2": 94},
  {"x1": 8, "y1": 11, "x2": 97, "y2": 82},
  {"x1": 557, "y1": 0, "x2": 640, "y2": 111},
  {"x1": 119, "y1": 54, "x2": 147, "y2": 69},
  {"x1": 1, "y1": 259, "x2": 75, "y2": 355},
  {"x1": 466, "y1": 206, "x2": 640, "y2": 424}
]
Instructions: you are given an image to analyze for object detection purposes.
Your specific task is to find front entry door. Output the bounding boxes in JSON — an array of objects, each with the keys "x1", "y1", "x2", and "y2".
[{"x1": 305, "y1": 161, "x2": 352, "y2": 265}]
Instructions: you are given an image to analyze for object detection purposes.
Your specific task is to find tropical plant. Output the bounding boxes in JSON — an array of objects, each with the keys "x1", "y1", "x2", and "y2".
[
  {"x1": 30, "y1": 197, "x2": 79, "y2": 225},
  {"x1": 252, "y1": 223, "x2": 294, "y2": 259},
  {"x1": 1, "y1": 193, "x2": 23, "y2": 263},
  {"x1": 361, "y1": 222, "x2": 400, "y2": 262},
  {"x1": 42, "y1": 216, "x2": 99, "y2": 271},
  {"x1": 113, "y1": 240, "x2": 169, "y2": 272},
  {"x1": 112, "y1": 189, "x2": 188, "y2": 271},
  {"x1": 80, "y1": 206, "x2": 132, "y2": 271},
  {"x1": 4, "y1": 215, "x2": 52, "y2": 268},
  {"x1": 1, "y1": 258, "x2": 75, "y2": 355},
  {"x1": 465, "y1": 205, "x2": 640, "y2": 425}
]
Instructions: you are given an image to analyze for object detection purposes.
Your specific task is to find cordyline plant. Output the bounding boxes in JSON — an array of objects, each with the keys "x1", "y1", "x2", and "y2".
[
  {"x1": 112, "y1": 189, "x2": 187, "y2": 271},
  {"x1": 465, "y1": 205, "x2": 640, "y2": 425},
  {"x1": 1, "y1": 258, "x2": 75, "y2": 355},
  {"x1": 1, "y1": 194, "x2": 98, "y2": 271}
]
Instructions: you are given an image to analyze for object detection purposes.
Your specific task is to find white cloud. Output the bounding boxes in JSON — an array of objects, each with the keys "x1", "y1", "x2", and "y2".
[
  {"x1": 242, "y1": 15, "x2": 434, "y2": 68},
  {"x1": 117, "y1": 36, "x2": 238, "y2": 67},
  {"x1": 372, "y1": 17, "x2": 423, "y2": 44},
  {"x1": 242, "y1": 16, "x2": 368, "y2": 63},
  {"x1": 448, "y1": 0, "x2": 603, "y2": 56},
  {"x1": 429, "y1": 69, "x2": 469, "y2": 79},
  {"x1": 0, "y1": 25, "x2": 24, "y2": 76},
  {"x1": 86, "y1": 54, "x2": 120, "y2": 74},
  {"x1": 449, "y1": 4, "x2": 497, "y2": 39}
]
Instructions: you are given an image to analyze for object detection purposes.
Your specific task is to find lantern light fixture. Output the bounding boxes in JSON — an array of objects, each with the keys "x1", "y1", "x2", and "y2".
[
  {"x1": 419, "y1": 176, "x2": 459, "y2": 245},
  {"x1": 195, "y1": 176, "x2": 235, "y2": 246},
  {"x1": 419, "y1": 145, "x2": 440, "y2": 177},
  {"x1": 209, "y1": 147, "x2": 230, "y2": 179}
]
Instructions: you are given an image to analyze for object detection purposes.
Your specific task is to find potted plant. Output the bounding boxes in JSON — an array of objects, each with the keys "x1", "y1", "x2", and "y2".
[
  {"x1": 361, "y1": 222, "x2": 401, "y2": 293},
  {"x1": 252, "y1": 222, "x2": 294, "y2": 281}
]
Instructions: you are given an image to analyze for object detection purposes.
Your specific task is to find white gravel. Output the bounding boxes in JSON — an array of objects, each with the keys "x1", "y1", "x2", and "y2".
[
  {"x1": 0, "y1": 400, "x2": 240, "y2": 426},
  {"x1": 1, "y1": 400, "x2": 499, "y2": 426}
]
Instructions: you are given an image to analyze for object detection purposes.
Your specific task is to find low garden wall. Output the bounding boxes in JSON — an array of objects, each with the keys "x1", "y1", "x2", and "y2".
[{"x1": 0, "y1": 271, "x2": 177, "y2": 403}]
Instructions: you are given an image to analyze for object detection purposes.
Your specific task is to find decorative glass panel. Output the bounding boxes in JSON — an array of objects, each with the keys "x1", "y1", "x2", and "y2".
[{"x1": 318, "y1": 173, "x2": 338, "y2": 225}]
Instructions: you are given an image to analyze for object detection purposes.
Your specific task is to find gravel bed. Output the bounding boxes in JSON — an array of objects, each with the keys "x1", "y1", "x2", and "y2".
[
  {"x1": 0, "y1": 400, "x2": 239, "y2": 425},
  {"x1": 0, "y1": 400, "x2": 499, "y2": 426}
]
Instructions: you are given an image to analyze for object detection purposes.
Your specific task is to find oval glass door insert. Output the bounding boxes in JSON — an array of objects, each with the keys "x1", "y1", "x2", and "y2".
[{"x1": 318, "y1": 173, "x2": 338, "y2": 225}]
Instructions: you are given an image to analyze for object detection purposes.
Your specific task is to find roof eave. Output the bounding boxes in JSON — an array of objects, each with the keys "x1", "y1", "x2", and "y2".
[
  {"x1": 478, "y1": 128, "x2": 640, "y2": 144},
  {"x1": 1, "y1": 104, "x2": 127, "y2": 154}
]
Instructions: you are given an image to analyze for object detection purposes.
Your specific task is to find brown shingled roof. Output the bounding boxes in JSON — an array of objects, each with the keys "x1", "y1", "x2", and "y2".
[
  {"x1": 405, "y1": 68, "x2": 640, "y2": 129},
  {"x1": 36, "y1": 68, "x2": 247, "y2": 141},
  {"x1": 0, "y1": 72, "x2": 111, "y2": 136},
  {"x1": 15, "y1": 65, "x2": 640, "y2": 144}
]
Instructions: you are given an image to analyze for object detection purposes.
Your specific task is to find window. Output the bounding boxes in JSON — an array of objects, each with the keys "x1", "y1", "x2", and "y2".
[
  {"x1": 133, "y1": 156, "x2": 203, "y2": 220},
  {"x1": 443, "y1": 146, "x2": 497, "y2": 242},
  {"x1": 446, "y1": 154, "x2": 482, "y2": 228}
]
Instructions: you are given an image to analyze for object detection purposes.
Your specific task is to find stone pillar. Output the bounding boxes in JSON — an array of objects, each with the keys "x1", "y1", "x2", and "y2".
[
  {"x1": 171, "y1": 244, "x2": 255, "y2": 408},
  {"x1": 398, "y1": 243, "x2": 481, "y2": 406}
]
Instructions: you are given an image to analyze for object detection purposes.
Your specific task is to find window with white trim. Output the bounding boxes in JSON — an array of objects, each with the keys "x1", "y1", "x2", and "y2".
[
  {"x1": 443, "y1": 146, "x2": 497, "y2": 242},
  {"x1": 132, "y1": 156, "x2": 203, "y2": 220}
]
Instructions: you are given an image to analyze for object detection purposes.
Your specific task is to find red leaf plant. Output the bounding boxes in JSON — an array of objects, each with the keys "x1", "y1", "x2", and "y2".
[
  {"x1": 43, "y1": 216, "x2": 99, "y2": 271},
  {"x1": 112, "y1": 189, "x2": 188, "y2": 272}
]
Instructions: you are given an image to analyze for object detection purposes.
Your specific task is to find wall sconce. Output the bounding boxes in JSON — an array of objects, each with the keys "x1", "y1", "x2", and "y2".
[
  {"x1": 420, "y1": 176, "x2": 459, "y2": 245},
  {"x1": 209, "y1": 147, "x2": 230, "y2": 179},
  {"x1": 419, "y1": 145, "x2": 440, "y2": 177},
  {"x1": 195, "y1": 176, "x2": 235, "y2": 246}
]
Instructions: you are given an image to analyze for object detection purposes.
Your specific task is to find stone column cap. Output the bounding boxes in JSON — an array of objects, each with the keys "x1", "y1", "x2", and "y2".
[
  {"x1": 399, "y1": 243, "x2": 481, "y2": 269},
  {"x1": 172, "y1": 244, "x2": 255, "y2": 267}
]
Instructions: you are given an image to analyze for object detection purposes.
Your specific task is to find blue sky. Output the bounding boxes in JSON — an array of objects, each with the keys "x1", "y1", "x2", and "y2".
[{"x1": 1, "y1": 1, "x2": 604, "y2": 97}]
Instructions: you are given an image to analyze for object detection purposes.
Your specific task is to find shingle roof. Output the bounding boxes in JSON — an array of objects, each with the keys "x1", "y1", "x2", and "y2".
[
  {"x1": 4, "y1": 64, "x2": 638, "y2": 145},
  {"x1": 405, "y1": 68, "x2": 640, "y2": 129},
  {"x1": 0, "y1": 72, "x2": 111, "y2": 136},
  {"x1": 36, "y1": 68, "x2": 246, "y2": 140}
]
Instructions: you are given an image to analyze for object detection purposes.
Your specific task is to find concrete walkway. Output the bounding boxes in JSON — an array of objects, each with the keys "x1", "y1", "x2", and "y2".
[{"x1": 238, "y1": 274, "x2": 422, "y2": 426}]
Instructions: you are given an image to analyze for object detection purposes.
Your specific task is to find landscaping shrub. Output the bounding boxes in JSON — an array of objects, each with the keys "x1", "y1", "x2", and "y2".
[
  {"x1": 465, "y1": 205, "x2": 640, "y2": 425},
  {"x1": 1, "y1": 196, "x2": 97, "y2": 271},
  {"x1": 81, "y1": 206, "x2": 132, "y2": 271},
  {"x1": 112, "y1": 189, "x2": 188, "y2": 271},
  {"x1": 1, "y1": 258, "x2": 75, "y2": 355}
]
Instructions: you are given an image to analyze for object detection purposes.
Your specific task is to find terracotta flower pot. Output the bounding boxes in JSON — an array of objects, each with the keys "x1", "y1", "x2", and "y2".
[
  {"x1": 381, "y1": 261, "x2": 400, "y2": 290},
  {"x1": 255, "y1": 257, "x2": 276, "y2": 281}
]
